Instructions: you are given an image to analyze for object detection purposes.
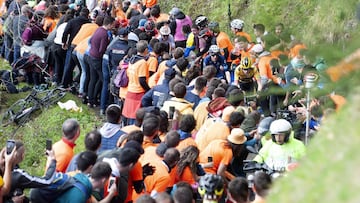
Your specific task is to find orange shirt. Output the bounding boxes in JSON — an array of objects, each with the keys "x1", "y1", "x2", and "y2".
[
  {"x1": 144, "y1": 160, "x2": 171, "y2": 194},
  {"x1": 176, "y1": 166, "x2": 196, "y2": 185},
  {"x1": 147, "y1": 53, "x2": 158, "y2": 74},
  {"x1": 53, "y1": 138, "x2": 75, "y2": 172},
  {"x1": 258, "y1": 54, "x2": 278, "y2": 83},
  {"x1": 127, "y1": 58, "x2": 149, "y2": 93},
  {"x1": 43, "y1": 17, "x2": 58, "y2": 33},
  {"x1": 236, "y1": 31, "x2": 252, "y2": 43},
  {"x1": 139, "y1": 146, "x2": 161, "y2": 166},
  {"x1": 200, "y1": 121, "x2": 230, "y2": 151},
  {"x1": 216, "y1": 31, "x2": 234, "y2": 62},
  {"x1": 74, "y1": 36, "x2": 90, "y2": 55},
  {"x1": 153, "y1": 13, "x2": 170, "y2": 24},
  {"x1": 142, "y1": 137, "x2": 158, "y2": 150},
  {"x1": 195, "y1": 118, "x2": 216, "y2": 151},
  {"x1": 143, "y1": 0, "x2": 157, "y2": 8},
  {"x1": 289, "y1": 43, "x2": 307, "y2": 59},
  {"x1": 199, "y1": 139, "x2": 233, "y2": 174},
  {"x1": 176, "y1": 137, "x2": 198, "y2": 152},
  {"x1": 125, "y1": 161, "x2": 143, "y2": 202},
  {"x1": 149, "y1": 60, "x2": 168, "y2": 87},
  {"x1": 72, "y1": 23, "x2": 99, "y2": 46}
]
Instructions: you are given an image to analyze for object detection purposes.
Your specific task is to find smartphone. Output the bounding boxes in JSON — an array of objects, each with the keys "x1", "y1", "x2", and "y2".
[
  {"x1": 6, "y1": 140, "x2": 16, "y2": 155},
  {"x1": 46, "y1": 139, "x2": 52, "y2": 151},
  {"x1": 108, "y1": 176, "x2": 116, "y2": 190},
  {"x1": 208, "y1": 156, "x2": 213, "y2": 163},
  {"x1": 169, "y1": 106, "x2": 175, "y2": 119}
]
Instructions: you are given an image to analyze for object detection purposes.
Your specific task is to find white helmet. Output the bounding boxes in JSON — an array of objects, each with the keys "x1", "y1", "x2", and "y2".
[
  {"x1": 269, "y1": 119, "x2": 292, "y2": 134},
  {"x1": 195, "y1": 15, "x2": 208, "y2": 27},
  {"x1": 208, "y1": 45, "x2": 220, "y2": 54},
  {"x1": 230, "y1": 19, "x2": 245, "y2": 30},
  {"x1": 160, "y1": 25, "x2": 171, "y2": 35}
]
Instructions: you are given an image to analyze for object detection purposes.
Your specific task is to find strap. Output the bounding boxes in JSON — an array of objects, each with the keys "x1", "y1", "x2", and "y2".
[{"x1": 73, "y1": 181, "x2": 91, "y2": 199}]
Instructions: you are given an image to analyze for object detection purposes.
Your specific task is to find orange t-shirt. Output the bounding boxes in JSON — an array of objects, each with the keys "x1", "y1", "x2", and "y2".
[
  {"x1": 139, "y1": 146, "x2": 161, "y2": 166},
  {"x1": 144, "y1": 160, "x2": 171, "y2": 194},
  {"x1": 149, "y1": 60, "x2": 168, "y2": 87},
  {"x1": 176, "y1": 166, "x2": 196, "y2": 185},
  {"x1": 125, "y1": 161, "x2": 143, "y2": 202},
  {"x1": 236, "y1": 31, "x2": 252, "y2": 43},
  {"x1": 194, "y1": 101, "x2": 210, "y2": 131},
  {"x1": 147, "y1": 53, "x2": 158, "y2": 74},
  {"x1": 289, "y1": 43, "x2": 307, "y2": 59},
  {"x1": 72, "y1": 23, "x2": 99, "y2": 46},
  {"x1": 43, "y1": 17, "x2": 58, "y2": 33},
  {"x1": 199, "y1": 139, "x2": 233, "y2": 174},
  {"x1": 217, "y1": 32, "x2": 234, "y2": 62},
  {"x1": 176, "y1": 137, "x2": 198, "y2": 152},
  {"x1": 195, "y1": 118, "x2": 216, "y2": 150},
  {"x1": 127, "y1": 58, "x2": 149, "y2": 93},
  {"x1": 74, "y1": 36, "x2": 90, "y2": 55},
  {"x1": 258, "y1": 54, "x2": 278, "y2": 83},
  {"x1": 52, "y1": 139, "x2": 74, "y2": 173},
  {"x1": 153, "y1": 13, "x2": 170, "y2": 24},
  {"x1": 143, "y1": 0, "x2": 157, "y2": 8},
  {"x1": 198, "y1": 121, "x2": 230, "y2": 151}
]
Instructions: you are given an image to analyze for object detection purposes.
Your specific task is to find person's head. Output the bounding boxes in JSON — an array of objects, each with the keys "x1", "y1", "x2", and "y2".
[
  {"x1": 253, "y1": 23, "x2": 265, "y2": 37},
  {"x1": 227, "y1": 128, "x2": 246, "y2": 156},
  {"x1": 126, "y1": 130, "x2": 144, "y2": 144},
  {"x1": 77, "y1": 151, "x2": 97, "y2": 173},
  {"x1": 230, "y1": 19, "x2": 245, "y2": 33},
  {"x1": 90, "y1": 161, "x2": 112, "y2": 189},
  {"x1": 85, "y1": 130, "x2": 102, "y2": 151},
  {"x1": 227, "y1": 89, "x2": 244, "y2": 106},
  {"x1": 269, "y1": 119, "x2": 292, "y2": 145},
  {"x1": 253, "y1": 171, "x2": 272, "y2": 198},
  {"x1": 198, "y1": 174, "x2": 224, "y2": 201},
  {"x1": 227, "y1": 177, "x2": 249, "y2": 203},
  {"x1": 176, "y1": 145, "x2": 199, "y2": 179},
  {"x1": 239, "y1": 56, "x2": 253, "y2": 73},
  {"x1": 173, "y1": 83, "x2": 187, "y2": 98},
  {"x1": 118, "y1": 147, "x2": 140, "y2": 171},
  {"x1": 62, "y1": 118, "x2": 80, "y2": 142},
  {"x1": 173, "y1": 47, "x2": 184, "y2": 59},
  {"x1": 21, "y1": 5, "x2": 32, "y2": 17},
  {"x1": 229, "y1": 111, "x2": 245, "y2": 128},
  {"x1": 135, "y1": 107, "x2": 147, "y2": 126},
  {"x1": 124, "y1": 140, "x2": 144, "y2": 155},
  {"x1": 234, "y1": 36, "x2": 249, "y2": 51},
  {"x1": 194, "y1": 76, "x2": 207, "y2": 93},
  {"x1": 164, "y1": 130, "x2": 180, "y2": 148},
  {"x1": 136, "y1": 40, "x2": 149, "y2": 55},
  {"x1": 136, "y1": 194, "x2": 156, "y2": 203},
  {"x1": 191, "y1": 24, "x2": 200, "y2": 36},
  {"x1": 105, "y1": 104, "x2": 122, "y2": 124},
  {"x1": 79, "y1": 7, "x2": 89, "y2": 18},
  {"x1": 150, "y1": 4, "x2": 160, "y2": 18},
  {"x1": 274, "y1": 23, "x2": 284, "y2": 36},
  {"x1": 212, "y1": 87, "x2": 225, "y2": 99},
  {"x1": 179, "y1": 114, "x2": 196, "y2": 133},
  {"x1": 176, "y1": 57, "x2": 189, "y2": 73},
  {"x1": 203, "y1": 65, "x2": 217, "y2": 80},
  {"x1": 160, "y1": 25, "x2": 171, "y2": 38},
  {"x1": 257, "y1": 117, "x2": 275, "y2": 136},
  {"x1": 173, "y1": 183, "x2": 194, "y2": 203},
  {"x1": 169, "y1": 78, "x2": 185, "y2": 94},
  {"x1": 163, "y1": 148, "x2": 180, "y2": 169},
  {"x1": 44, "y1": 5, "x2": 58, "y2": 18},
  {"x1": 195, "y1": 15, "x2": 208, "y2": 29},
  {"x1": 208, "y1": 78, "x2": 222, "y2": 89},
  {"x1": 142, "y1": 115, "x2": 160, "y2": 137},
  {"x1": 155, "y1": 192, "x2": 173, "y2": 203},
  {"x1": 208, "y1": 45, "x2": 220, "y2": 61},
  {"x1": 208, "y1": 21, "x2": 220, "y2": 35}
]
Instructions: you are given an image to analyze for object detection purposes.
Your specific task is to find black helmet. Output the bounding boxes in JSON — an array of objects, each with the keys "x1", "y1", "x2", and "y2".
[
  {"x1": 208, "y1": 21, "x2": 220, "y2": 33},
  {"x1": 198, "y1": 174, "x2": 224, "y2": 200}
]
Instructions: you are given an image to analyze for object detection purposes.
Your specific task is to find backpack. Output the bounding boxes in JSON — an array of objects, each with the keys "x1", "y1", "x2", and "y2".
[
  {"x1": 29, "y1": 173, "x2": 91, "y2": 203},
  {"x1": 113, "y1": 60, "x2": 129, "y2": 88},
  {"x1": 21, "y1": 27, "x2": 33, "y2": 46}
]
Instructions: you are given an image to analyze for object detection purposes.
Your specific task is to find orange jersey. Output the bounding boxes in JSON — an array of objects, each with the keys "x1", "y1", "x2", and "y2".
[
  {"x1": 176, "y1": 166, "x2": 196, "y2": 185},
  {"x1": 217, "y1": 32, "x2": 234, "y2": 62},
  {"x1": 72, "y1": 23, "x2": 99, "y2": 46},
  {"x1": 289, "y1": 43, "x2": 307, "y2": 59},
  {"x1": 236, "y1": 31, "x2": 252, "y2": 43},
  {"x1": 125, "y1": 161, "x2": 143, "y2": 202},
  {"x1": 176, "y1": 137, "x2": 198, "y2": 152},
  {"x1": 258, "y1": 54, "x2": 278, "y2": 83},
  {"x1": 127, "y1": 58, "x2": 149, "y2": 93},
  {"x1": 199, "y1": 139, "x2": 233, "y2": 174},
  {"x1": 144, "y1": 160, "x2": 171, "y2": 194}
]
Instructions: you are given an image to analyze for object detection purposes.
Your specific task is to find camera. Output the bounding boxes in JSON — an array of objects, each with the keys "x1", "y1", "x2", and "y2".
[{"x1": 6, "y1": 140, "x2": 15, "y2": 155}]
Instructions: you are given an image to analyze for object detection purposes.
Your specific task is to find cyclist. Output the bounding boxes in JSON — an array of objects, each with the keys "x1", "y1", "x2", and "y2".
[
  {"x1": 253, "y1": 119, "x2": 306, "y2": 171},
  {"x1": 203, "y1": 45, "x2": 228, "y2": 82},
  {"x1": 198, "y1": 174, "x2": 225, "y2": 203},
  {"x1": 234, "y1": 57, "x2": 261, "y2": 96},
  {"x1": 230, "y1": 19, "x2": 252, "y2": 43}
]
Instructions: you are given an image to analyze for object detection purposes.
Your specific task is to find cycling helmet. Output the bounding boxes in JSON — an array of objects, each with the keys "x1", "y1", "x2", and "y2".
[
  {"x1": 198, "y1": 174, "x2": 224, "y2": 200},
  {"x1": 144, "y1": 20, "x2": 155, "y2": 32},
  {"x1": 195, "y1": 15, "x2": 208, "y2": 28},
  {"x1": 270, "y1": 119, "x2": 292, "y2": 143},
  {"x1": 208, "y1": 21, "x2": 220, "y2": 33},
  {"x1": 230, "y1": 19, "x2": 244, "y2": 30},
  {"x1": 198, "y1": 28, "x2": 212, "y2": 38},
  {"x1": 159, "y1": 25, "x2": 171, "y2": 35},
  {"x1": 240, "y1": 57, "x2": 252, "y2": 70},
  {"x1": 208, "y1": 45, "x2": 220, "y2": 54}
]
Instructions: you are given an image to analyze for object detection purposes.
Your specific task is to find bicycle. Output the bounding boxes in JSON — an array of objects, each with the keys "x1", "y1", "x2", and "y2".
[{"x1": 0, "y1": 87, "x2": 66, "y2": 127}]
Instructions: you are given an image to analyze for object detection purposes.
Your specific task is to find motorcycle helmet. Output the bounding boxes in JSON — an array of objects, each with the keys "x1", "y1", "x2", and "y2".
[{"x1": 270, "y1": 119, "x2": 292, "y2": 143}]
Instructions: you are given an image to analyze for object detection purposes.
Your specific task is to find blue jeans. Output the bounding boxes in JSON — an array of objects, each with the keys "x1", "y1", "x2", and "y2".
[
  {"x1": 4, "y1": 34, "x2": 13, "y2": 64},
  {"x1": 61, "y1": 46, "x2": 75, "y2": 87},
  {"x1": 100, "y1": 58, "x2": 110, "y2": 111},
  {"x1": 13, "y1": 44, "x2": 21, "y2": 63},
  {"x1": 76, "y1": 51, "x2": 86, "y2": 94}
]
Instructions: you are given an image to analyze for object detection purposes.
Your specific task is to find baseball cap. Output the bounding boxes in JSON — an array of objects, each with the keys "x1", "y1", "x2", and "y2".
[{"x1": 118, "y1": 27, "x2": 129, "y2": 37}]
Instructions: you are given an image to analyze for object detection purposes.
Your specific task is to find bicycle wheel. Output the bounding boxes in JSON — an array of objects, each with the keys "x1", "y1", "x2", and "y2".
[
  {"x1": 1, "y1": 99, "x2": 27, "y2": 126},
  {"x1": 41, "y1": 88, "x2": 66, "y2": 107}
]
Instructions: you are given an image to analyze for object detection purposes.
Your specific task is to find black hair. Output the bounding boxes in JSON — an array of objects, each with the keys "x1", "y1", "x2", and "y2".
[
  {"x1": 106, "y1": 104, "x2": 122, "y2": 124},
  {"x1": 228, "y1": 177, "x2": 249, "y2": 202},
  {"x1": 179, "y1": 114, "x2": 196, "y2": 133},
  {"x1": 127, "y1": 130, "x2": 144, "y2": 144},
  {"x1": 142, "y1": 116, "x2": 160, "y2": 137},
  {"x1": 77, "y1": 151, "x2": 97, "y2": 172},
  {"x1": 90, "y1": 162, "x2": 112, "y2": 180},
  {"x1": 85, "y1": 130, "x2": 102, "y2": 151},
  {"x1": 173, "y1": 83, "x2": 187, "y2": 98},
  {"x1": 229, "y1": 111, "x2": 245, "y2": 127}
]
